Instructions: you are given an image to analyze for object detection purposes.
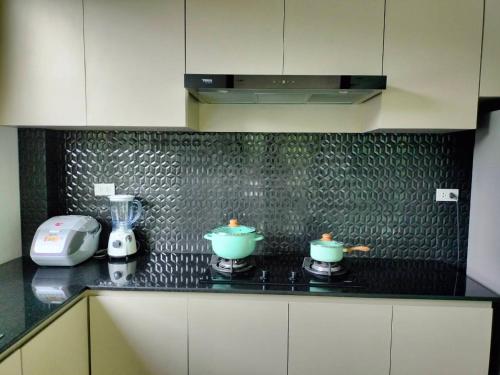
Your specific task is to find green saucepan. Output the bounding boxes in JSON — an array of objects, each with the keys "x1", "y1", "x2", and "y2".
[
  {"x1": 310, "y1": 233, "x2": 370, "y2": 263},
  {"x1": 204, "y1": 219, "x2": 264, "y2": 260}
]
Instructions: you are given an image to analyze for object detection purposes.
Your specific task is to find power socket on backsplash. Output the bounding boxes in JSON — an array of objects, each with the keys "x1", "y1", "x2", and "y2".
[
  {"x1": 94, "y1": 183, "x2": 115, "y2": 196},
  {"x1": 436, "y1": 189, "x2": 459, "y2": 202}
]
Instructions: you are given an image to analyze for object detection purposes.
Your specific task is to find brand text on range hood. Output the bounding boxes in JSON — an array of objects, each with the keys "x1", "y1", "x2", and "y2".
[{"x1": 185, "y1": 74, "x2": 386, "y2": 105}]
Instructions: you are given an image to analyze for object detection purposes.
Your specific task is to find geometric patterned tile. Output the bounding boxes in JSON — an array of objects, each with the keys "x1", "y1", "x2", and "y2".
[
  {"x1": 18, "y1": 129, "x2": 49, "y2": 255},
  {"x1": 18, "y1": 129, "x2": 474, "y2": 265}
]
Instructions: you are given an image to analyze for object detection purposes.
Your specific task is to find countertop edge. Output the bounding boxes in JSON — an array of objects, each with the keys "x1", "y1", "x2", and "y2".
[{"x1": 88, "y1": 285, "x2": 500, "y2": 302}]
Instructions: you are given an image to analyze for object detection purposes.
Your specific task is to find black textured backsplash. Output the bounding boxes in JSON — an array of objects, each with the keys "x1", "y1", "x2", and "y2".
[{"x1": 18, "y1": 129, "x2": 474, "y2": 264}]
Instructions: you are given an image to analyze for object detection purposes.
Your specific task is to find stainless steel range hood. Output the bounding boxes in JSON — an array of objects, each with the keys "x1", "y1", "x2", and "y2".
[{"x1": 185, "y1": 74, "x2": 386, "y2": 104}]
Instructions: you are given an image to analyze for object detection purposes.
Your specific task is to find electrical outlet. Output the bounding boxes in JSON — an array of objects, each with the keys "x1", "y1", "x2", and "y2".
[
  {"x1": 94, "y1": 183, "x2": 115, "y2": 196},
  {"x1": 436, "y1": 188, "x2": 459, "y2": 202}
]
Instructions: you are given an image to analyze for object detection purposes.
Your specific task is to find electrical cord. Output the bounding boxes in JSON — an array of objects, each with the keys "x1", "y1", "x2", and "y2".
[
  {"x1": 449, "y1": 192, "x2": 460, "y2": 295},
  {"x1": 93, "y1": 248, "x2": 108, "y2": 259},
  {"x1": 455, "y1": 199, "x2": 460, "y2": 269}
]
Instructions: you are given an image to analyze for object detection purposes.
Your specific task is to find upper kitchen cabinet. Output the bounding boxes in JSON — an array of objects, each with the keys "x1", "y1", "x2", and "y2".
[
  {"x1": 480, "y1": 0, "x2": 500, "y2": 97},
  {"x1": 283, "y1": 0, "x2": 385, "y2": 75},
  {"x1": 84, "y1": 0, "x2": 197, "y2": 128},
  {"x1": 0, "y1": 0, "x2": 86, "y2": 126},
  {"x1": 186, "y1": 0, "x2": 284, "y2": 74},
  {"x1": 373, "y1": 0, "x2": 484, "y2": 131}
]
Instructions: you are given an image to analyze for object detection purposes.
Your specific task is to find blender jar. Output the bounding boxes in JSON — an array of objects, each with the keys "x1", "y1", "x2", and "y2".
[{"x1": 109, "y1": 195, "x2": 142, "y2": 230}]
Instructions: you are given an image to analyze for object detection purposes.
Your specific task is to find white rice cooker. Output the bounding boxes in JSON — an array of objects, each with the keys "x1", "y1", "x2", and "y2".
[{"x1": 30, "y1": 215, "x2": 101, "y2": 266}]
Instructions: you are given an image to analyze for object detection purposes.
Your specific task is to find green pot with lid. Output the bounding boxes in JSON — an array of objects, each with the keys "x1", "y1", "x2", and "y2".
[
  {"x1": 310, "y1": 233, "x2": 370, "y2": 263},
  {"x1": 204, "y1": 219, "x2": 264, "y2": 260}
]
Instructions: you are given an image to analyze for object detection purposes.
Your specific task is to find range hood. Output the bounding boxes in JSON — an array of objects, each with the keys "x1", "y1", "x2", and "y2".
[{"x1": 185, "y1": 74, "x2": 386, "y2": 105}]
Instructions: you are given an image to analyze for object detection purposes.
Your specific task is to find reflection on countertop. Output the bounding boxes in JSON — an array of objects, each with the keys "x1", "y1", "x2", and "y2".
[
  {"x1": 0, "y1": 252, "x2": 497, "y2": 357},
  {"x1": 0, "y1": 257, "x2": 104, "y2": 357}
]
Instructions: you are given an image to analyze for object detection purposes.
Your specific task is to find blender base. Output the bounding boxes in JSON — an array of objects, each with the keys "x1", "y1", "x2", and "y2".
[{"x1": 108, "y1": 229, "x2": 138, "y2": 258}]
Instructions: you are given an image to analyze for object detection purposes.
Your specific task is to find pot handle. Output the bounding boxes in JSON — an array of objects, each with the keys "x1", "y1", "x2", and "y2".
[
  {"x1": 204, "y1": 233, "x2": 213, "y2": 240},
  {"x1": 343, "y1": 245, "x2": 370, "y2": 253},
  {"x1": 254, "y1": 233, "x2": 264, "y2": 242}
]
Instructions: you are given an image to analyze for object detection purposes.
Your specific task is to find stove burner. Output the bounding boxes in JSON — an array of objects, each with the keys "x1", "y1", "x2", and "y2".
[
  {"x1": 302, "y1": 257, "x2": 348, "y2": 277},
  {"x1": 200, "y1": 255, "x2": 362, "y2": 288},
  {"x1": 211, "y1": 255, "x2": 255, "y2": 274}
]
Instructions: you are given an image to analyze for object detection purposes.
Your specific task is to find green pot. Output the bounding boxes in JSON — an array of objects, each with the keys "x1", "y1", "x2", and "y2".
[
  {"x1": 204, "y1": 219, "x2": 264, "y2": 260},
  {"x1": 310, "y1": 233, "x2": 370, "y2": 263}
]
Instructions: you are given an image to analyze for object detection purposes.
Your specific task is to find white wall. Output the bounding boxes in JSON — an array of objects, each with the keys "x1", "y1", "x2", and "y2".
[
  {"x1": 0, "y1": 127, "x2": 21, "y2": 264},
  {"x1": 467, "y1": 110, "x2": 500, "y2": 292}
]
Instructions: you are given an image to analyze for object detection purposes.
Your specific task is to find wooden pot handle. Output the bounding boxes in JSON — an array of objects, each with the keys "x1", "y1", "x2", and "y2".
[{"x1": 344, "y1": 245, "x2": 371, "y2": 253}]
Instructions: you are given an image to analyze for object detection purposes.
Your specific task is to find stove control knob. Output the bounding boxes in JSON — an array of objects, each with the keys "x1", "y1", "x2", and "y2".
[
  {"x1": 112, "y1": 240, "x2": 122, "y2": 248},
  {"x1": 260, "y1": 270, "x2": 269, "y2": 281},
  {"x1": 113, "y1": 271, "x2": 123, "y2": 279},
  {"x1": 289, "y1": 271, "x2": 297, "y2": 282}
]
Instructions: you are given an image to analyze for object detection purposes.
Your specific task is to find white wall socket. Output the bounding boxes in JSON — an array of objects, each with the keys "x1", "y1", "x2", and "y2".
[
  {"x1": 94, "y1": 183, "x2": 115, "y2": 196},
  {"x1": 436, "y1": 188, "x2": 459, "y2": 202}
]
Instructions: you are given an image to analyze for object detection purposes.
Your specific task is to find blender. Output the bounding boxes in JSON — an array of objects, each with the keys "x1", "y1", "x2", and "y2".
[{"x1": 107, "y1": 195, "x2": 142, "y2": 258}]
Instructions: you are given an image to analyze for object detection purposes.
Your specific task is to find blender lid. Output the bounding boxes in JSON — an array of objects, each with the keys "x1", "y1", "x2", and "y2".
[
  {"x1": 109, "y1": 194, "x2": 135, "y2": 202},
  {"x1": 210, "y1": 219, "x2": 256, "y2": 236}
]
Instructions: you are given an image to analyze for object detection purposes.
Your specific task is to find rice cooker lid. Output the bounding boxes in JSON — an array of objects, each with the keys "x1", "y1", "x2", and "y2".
[{"x1": 40, "y1": 215, "x2": 99, "y2": 233}]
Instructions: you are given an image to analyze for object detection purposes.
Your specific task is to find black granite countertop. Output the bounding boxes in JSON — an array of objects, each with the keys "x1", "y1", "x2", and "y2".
[{"x1": 0, "y1": 253, "x2": 498, "y2": 358}]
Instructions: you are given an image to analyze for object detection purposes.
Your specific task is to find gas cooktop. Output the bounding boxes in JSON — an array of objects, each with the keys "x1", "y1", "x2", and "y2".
[{"x1": 199, "y1": 255, "x2": 365, "y2": 289}]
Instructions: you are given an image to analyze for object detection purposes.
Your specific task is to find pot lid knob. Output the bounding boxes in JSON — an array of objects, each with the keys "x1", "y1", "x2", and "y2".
[
  {"x1": 320, "y1": 233, "x2": 333, "y2": 241},
  {"x1": 228, "y1": 218, "x2": 240, "y2": 227}
]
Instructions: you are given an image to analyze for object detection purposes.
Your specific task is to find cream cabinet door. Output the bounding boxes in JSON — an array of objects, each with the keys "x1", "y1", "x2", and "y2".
[
  {"x1": 480, "y1": 0, "x2": 500, "y2": 97},
  {"x1": 84, "y1": 0, "x2": 195, "y2": 128},
  {"x1": 90, "y1": 294, "x2": 188, "y2": 375},
  {"x1": 288, "y1": 300, "x2": 392, "y2": 375},
  {"x1": 375, "y1": 0, "x2": 483, "y2": 130},
  {"x1": 188, "y1": 295, "x2": 288, "y2": 375},
  {"x1": 0, "y1": 0, "x2": 86, "y2": 126},
  {"x1": 391, "y1": 303, "x2": 492, "y2": 375},
  {"x1": 283, "y1": 0, "x2": 384, "y2": 75},
  {"x1": 186, "y1": 0, "x2": 284, "y2": 74},
  {"x1": 22, "y1": 298, "x2": 89, "y2": 375},
  {"x1": 0, "y1": 350, "x2": 22, "y2": 375}
]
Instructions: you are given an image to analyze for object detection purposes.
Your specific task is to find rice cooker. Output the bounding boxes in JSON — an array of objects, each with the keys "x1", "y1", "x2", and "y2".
[{"x1": 30, "y1": 215, "x2": 101, "y2": 266}]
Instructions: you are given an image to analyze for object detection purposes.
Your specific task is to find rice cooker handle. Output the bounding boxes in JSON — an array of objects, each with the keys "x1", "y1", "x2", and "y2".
[{"x1": 90, "y1": 222, "x2": 102, "y2": 236}]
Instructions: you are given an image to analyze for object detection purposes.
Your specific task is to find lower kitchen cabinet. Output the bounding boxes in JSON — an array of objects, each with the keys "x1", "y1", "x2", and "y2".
[
  {"x1": 0, "y1": 292, "x2": 493, "y2": 375},
  {"x1": 391, "y1": 303, "x2": 492, "y2": 375},
  {"x1": 288, "y1": 299, "x2": 392, "y2": 375},
  {"x1": 21, "y1": 298, "x2": 89, "y2": 375},
  {"x1": 0, "y1": 350, "x2": 21, "y2": 375},
  {"x1": 90, "y1": 293, "x2": 188, "y2": 375},
  {"x1": 188, "y1": 295, "x2": 288, "y2": 375}
]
